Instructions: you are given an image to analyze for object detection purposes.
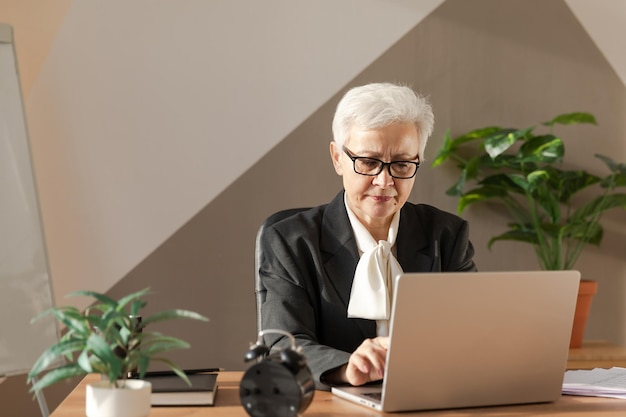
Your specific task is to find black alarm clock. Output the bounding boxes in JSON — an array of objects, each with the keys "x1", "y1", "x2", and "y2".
[{"x1": 239, "y1": 329, "x2": 315, "y2": 417}]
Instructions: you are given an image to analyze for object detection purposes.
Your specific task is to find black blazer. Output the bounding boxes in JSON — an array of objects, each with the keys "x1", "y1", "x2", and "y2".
[{"x1": 259, "y1": 191, "x2": 476, "y2": 389}]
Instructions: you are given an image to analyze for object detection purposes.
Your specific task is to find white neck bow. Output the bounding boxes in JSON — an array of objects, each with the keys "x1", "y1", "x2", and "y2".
[{"x1": 345, "y1": 202, "x2": 403, "y2": 321}]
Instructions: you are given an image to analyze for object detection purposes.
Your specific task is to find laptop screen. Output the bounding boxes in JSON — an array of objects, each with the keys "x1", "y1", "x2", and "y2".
[{"x1": 333, "y1": 270, "x2": 580, "y2": 412}]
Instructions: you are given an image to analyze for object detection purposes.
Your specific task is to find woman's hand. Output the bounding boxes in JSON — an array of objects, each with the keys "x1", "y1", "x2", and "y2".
[{"x1": 345, "y1": 336, "x2": 389, "y2": 386}]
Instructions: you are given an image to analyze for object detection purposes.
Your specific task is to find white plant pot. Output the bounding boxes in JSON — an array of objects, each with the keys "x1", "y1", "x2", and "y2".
[{"x1": 86, "y1": 379, "x2": 151, "y2": 417}]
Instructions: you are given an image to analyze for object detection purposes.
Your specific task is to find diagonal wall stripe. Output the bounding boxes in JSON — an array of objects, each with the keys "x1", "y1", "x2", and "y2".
[{"x1": 565, "y1": 0, "x2": 626, "y2": 87}]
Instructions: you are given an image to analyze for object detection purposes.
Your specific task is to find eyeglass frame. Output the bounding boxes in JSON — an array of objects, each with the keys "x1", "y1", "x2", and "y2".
[{"x1": 342, "y1": 146, "x2": 420, "y2": 179}]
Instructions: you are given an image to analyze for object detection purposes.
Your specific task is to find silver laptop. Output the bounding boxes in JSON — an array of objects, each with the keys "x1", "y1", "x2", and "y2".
[{"x1": 332, "y1": 270, "x2": 580, "y2": 412}]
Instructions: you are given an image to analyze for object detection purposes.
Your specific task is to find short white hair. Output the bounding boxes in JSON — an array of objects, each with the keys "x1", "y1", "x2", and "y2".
[{"x1": 332, "y1": 82, "x2": 434, "y2": 160}]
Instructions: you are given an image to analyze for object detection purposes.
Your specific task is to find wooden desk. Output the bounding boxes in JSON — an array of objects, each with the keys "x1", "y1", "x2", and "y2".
[
  {"x1": 568, "y1": 340, "x2": 626, "y2": 370},
  {"x1": 51, "y1": 371, "x2": 626, "y2": 417}
]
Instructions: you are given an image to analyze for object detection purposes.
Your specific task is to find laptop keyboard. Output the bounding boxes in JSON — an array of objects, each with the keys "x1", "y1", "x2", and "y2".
[{"x1": 363, "y1": 392, "x2": 382, "y2": 401}]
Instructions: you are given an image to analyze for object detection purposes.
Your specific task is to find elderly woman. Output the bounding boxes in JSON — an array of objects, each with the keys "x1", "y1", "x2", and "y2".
[{"x1": 259, "y1": 82, "x2": 476, "y2": 389}]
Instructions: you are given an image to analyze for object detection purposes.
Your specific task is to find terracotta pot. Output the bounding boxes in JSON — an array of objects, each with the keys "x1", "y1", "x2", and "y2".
[
  {"x1": 86, "y1": 379, "x2": 151, "y2": 417},
  {"x1": 569, "y1": 280, "x2": 598, "y2": 349}
]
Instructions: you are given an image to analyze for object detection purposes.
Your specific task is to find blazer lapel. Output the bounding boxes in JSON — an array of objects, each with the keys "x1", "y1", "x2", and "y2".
[
  {"x1": 320, "y1": 192, "x2": 376, "y2": 338},
  {"x1": 320, "y1": 192, "x2": 358, "y2": 306},
  {"x1": 397, "y1": 205, "x2": 438, "y2": 271}
]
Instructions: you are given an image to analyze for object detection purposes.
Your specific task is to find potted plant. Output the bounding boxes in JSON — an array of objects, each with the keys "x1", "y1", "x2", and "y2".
[
  {"x1": 27, "y1": 287, "x2": 208, "y2": 417},
  {"x1": 432, "y1": 112, "x2": 626, "y2": 347}
]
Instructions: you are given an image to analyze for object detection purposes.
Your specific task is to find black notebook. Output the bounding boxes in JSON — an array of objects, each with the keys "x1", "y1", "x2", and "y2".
[{"x1": 146, "y1": 373, "x2": 218, "y2": 406}]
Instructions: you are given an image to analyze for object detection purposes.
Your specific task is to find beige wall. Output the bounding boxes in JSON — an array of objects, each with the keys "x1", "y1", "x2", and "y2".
[
  {"x1": 1, "y1": 1, "x2": 625, "y2": 416},
  {"x1": 0, "y1": 0, "x2": 72, "y2": 97}
]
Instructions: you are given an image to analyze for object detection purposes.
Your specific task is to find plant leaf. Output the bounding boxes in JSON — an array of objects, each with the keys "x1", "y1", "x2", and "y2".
[
  {"x1": 28, "y1": 339, "x2": 85, "y2": 379},
  {"x1": 484, "y1": 129, "x2": 521, "y2": 159},
  {"x1": 141, "y1": 309, "x2": 208, "y2": 326},
  {"x1": 532, "y1": 175, "x2": 561, "y2": 223},
  {"x1": 543, "y1": 112, "x2": 597, "y2": 127},
  {"x1": 601, "y1": 172, "x2": 626, "y2": 188},
  {"x1": 505, "y1": 173, "x2": 531, "y2": 193},
  {"x1": 488, "y1": 229, "x2": 539, "y2": 248},
  {"x1": 454, "y1": 126, "x2": 504, "y2": 145},
  {"x1": 85, "y1": 333, "x2": 123, "y2": 380},
  {"x1": 139, "y1": 337, "x2": 190, "y2": 355},
  {"x1": 431, "y1": 129, "x2": 454, "y2": 167},
  {"x1": 130, "y1": 299, "x2": 146, "y2": 318},
  {"x1": 29, "y1": 364, "x2": 87, "y2": 393},
  {"x1": 434, "y1": 126, "x2": 506, "y2": 166},
  {"x1": 146, "y1": 358, "x2": 191, "y2": 386},
  {"x1": 445, "y1": 173, "x2": 466, "y2": 197},
  {"x1": 595, "y1": 154, "x2": 626, "y2": 188},
  {"x1": 457, "y1": 186, "x2": 508, "y2": 213},
  {"x1": 115, "y1": 288, "x2": 151, "y2": 313},
  {"x1": 69, "y1": 290, "x2": 118, "y2": 307},
  {"x1": 545, "y1": 167, "x2": 601, "y2": 203},
  {"x1": 76, "y1": 350, "x2": 94, "y2": 373},
  {"x1": 561, "y1": 221, "x2": 603, "y2": 245},
  {"x1": 480, "y1": 173, "x2": 525, "y2": 194},
  {"x1": 572, "y1": 193, "x2": 626, "y2": 221},
  {"x1": 518, "y1": 134, "x2": 564, "y2": 163},
  {"x1": 49, "y1": 307, "x2": 90, "y2": 336},
  {"x1": 595, "y1": 153, "x2": 624, "y2": 172}
]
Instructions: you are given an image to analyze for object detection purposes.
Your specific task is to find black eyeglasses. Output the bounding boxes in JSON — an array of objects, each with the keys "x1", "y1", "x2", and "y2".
[{"x1": 342, "y1": 146, "x2": 420, "y2": 179}]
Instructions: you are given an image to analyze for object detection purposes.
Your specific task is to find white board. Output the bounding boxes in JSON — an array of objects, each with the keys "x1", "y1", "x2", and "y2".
[{"x1": 0, "y1": 23, "x2": 58, "y2": 377}]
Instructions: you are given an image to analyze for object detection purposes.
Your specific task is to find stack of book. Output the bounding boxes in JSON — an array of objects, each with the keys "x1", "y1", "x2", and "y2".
[{"x1": 145, "y1": 372, "x2": 219, "y2": 406}]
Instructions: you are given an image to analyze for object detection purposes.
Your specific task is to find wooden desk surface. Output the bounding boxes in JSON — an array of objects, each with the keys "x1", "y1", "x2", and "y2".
[
  {"x1": 568, "y1": 340, "x2": 626, "y2": 370},
  {"x1": 51, "y1": 371, "x2": 626, "y2": 417}
]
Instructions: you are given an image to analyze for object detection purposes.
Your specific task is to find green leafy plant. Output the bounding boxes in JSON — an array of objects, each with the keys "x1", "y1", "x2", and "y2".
[
  {"x1": 27, "y1": 288, "x2": 208, "y2": 393},
  {"x1": 432, "y1": 112, "x2": 626, "y2": 270}
]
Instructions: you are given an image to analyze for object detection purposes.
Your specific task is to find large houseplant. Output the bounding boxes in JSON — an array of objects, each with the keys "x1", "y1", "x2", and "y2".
[
  {"x1": 27, "y1": 288, "x2": 208, "y2": 417},
  {"x1": 432, "y1": 112, "x2": 626, "y2": 346}
]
